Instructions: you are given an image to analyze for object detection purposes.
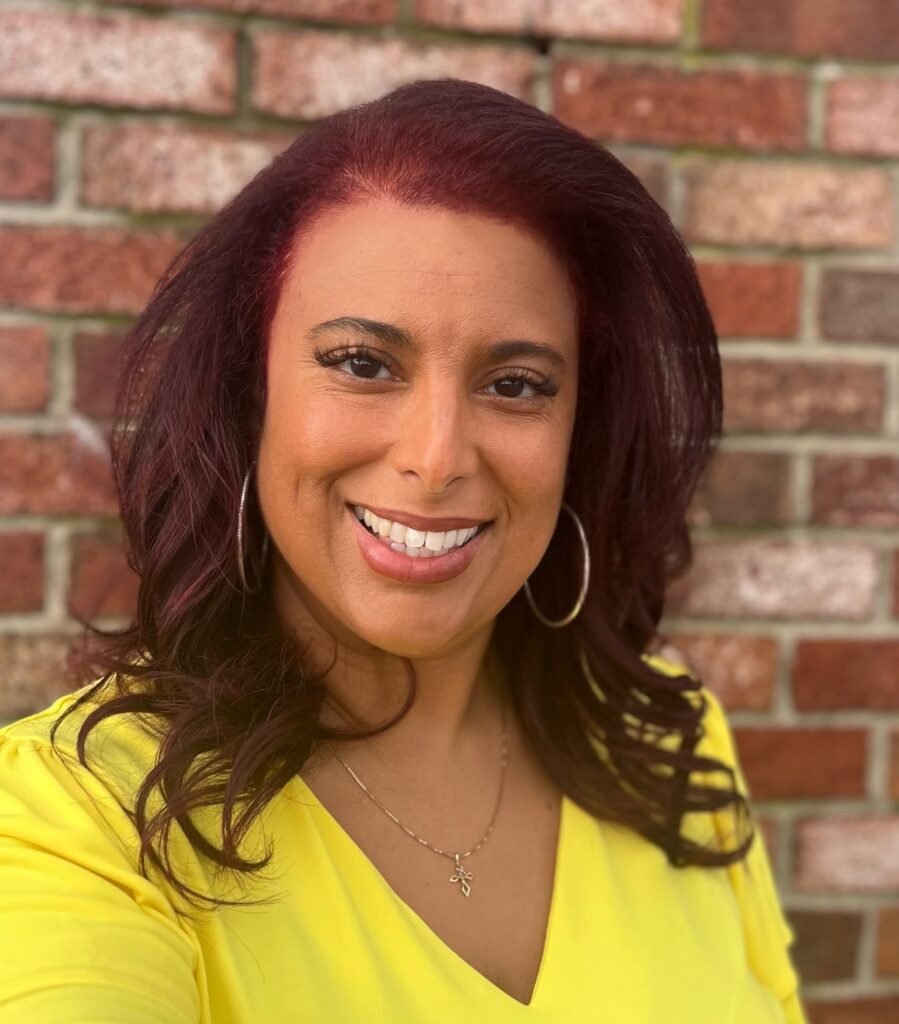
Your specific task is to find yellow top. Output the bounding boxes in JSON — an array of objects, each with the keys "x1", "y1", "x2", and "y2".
[{"x1": 0, "y1": 653, "x2": 806, "y2": 1023}]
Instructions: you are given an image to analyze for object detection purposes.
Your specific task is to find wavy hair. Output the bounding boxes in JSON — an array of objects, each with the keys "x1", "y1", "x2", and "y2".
[{"x1": 52, "y1": 78, "x2": 753, "y2": 921}]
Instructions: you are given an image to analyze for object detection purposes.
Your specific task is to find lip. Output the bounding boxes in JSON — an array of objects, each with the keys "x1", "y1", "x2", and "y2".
[
  {"x1": 349, "y1": 504, "x2": 490, "y2": 584},
  {"x1": 347, "y1": 502, "x2": 490, "y2": 533}
]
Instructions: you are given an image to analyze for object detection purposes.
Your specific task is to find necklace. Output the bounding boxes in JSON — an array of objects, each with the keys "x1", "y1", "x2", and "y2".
[{"x1": 329, "y1": 700, "x2": 509, "y2": 899}]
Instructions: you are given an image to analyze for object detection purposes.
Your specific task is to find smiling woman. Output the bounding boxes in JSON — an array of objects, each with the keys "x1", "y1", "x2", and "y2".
[{"x1": 0, "y1": 79, "x2": 805, "y2": 1022}]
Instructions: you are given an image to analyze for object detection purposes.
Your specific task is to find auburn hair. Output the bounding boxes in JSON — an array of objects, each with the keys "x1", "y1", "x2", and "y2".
[{"x1": 52, "y1": 77, "x2": 752, "y2": 922}]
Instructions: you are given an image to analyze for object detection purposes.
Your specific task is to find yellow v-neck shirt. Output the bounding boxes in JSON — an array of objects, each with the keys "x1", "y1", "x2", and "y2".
[{"x1": 0, "y1": 653, "x2": 806, "y2": 1022}]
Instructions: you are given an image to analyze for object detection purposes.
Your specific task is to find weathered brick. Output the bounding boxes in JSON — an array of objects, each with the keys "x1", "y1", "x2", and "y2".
[
  {"x1": 252, "y1": 29, "x2": 536, "y2": 120},
  {"x1": 697, "y1": 262, "x2": 801, "y2": 338},
  {"x1": 0, "y1": 531, "x2": 44, "y2": 613},
  {"x1": 803, "y1": 995, "x2": 899, "y2": 1020},
  {"x1": 690, "y1": 450, "x2": 792, "y2": 527},
  {"x1": 614, "y1": 152, "x2": 670, "y2": 208},
  {"x1": 894, "y1": 549, "x2": 899, "y2": 619},
  {"x1": 877, "y1": 907, "x2": 899, "y2": 977},
  {"x1": 68, "y1": 530, "x2": 139, "y2": 620},
  {"x1": 0, "y1": 429, "x2": 117, "y2": 516},
  {"x1": 416, "y1": 0, "x2": 684, "y2": 42},
  {"x1": 0, "y1": 226, "x2": 184, "y2": 316},
  {"x1": 820, "y1": 269, "x2": 899, "y2": 342},
  {"x1": 81, "y1": 123, "x2": 291, "y2": 215},
  {"x1": 722, "y1": 359, "x2": 884, "y2": 434},
  {"x1": 666, "y1": 540, "x2": 878, "y2": 620},
  {"x1": 702, "y1": 0, "x2": 899, "y2": 61},
  {"x1": 733, "y1": 726, "x2": 867, "y2": 799},
  {"x1": 827, "y1": 77, "x2": 899, "y2": 157},
  {"x1": 554, "y1": 63, "x2": 805, "y2": 151},
  {"x1": 790, "y1": 909, "x2": 861, "y2": 983},
  {"x1": 73, "y1": 332, "x2": 126, "y2": 421},
  {"x1": 793, "y1": 639, "x2": 899, "y2": 710},
  {"x1": 812, "y1": 456, "x2": 899, "y2": 528},
  {"x1": 0, "y1": 115, "x2": 53, "y2": 201},
  {"x1": 684, "y1": 161, "x2": 894, "y2": 250},
  {"x1": 0, "y1": 634, "x2": 76, "y2": 722},
  {"x1": 0, "y1": 8, "x2": 235, "y2": 114},
  {"x1": 0, "y1": 325, "x2": 50, "y2": 412},
  {"x1": 796, "y1": 816, "x2": 899, "y2": 892},
  {"x1": 106, "y1": 0, "x2": 394, "y2": 21},
  {"x1": 660, "y1": 633, "x2": 779, "y2": 709},
  {"x1": 891, "y1": 731, "x2": 899, "y2": 800}
]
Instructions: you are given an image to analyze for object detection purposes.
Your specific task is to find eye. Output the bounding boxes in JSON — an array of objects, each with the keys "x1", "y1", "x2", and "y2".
[
  {"x1": 485, "y1": 371, "x2": 559, "y2": 402},
  {"x1": 313, "y1": 344, "x2": 394, "y2": 381}
]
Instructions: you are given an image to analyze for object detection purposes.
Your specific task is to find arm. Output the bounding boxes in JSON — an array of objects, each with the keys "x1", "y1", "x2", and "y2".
[{"x1": 0, "y1": 733, "x2": 202, "y2": 1023}]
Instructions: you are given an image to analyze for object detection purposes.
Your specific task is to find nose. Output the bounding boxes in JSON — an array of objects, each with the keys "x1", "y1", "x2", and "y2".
[{"x1": 388, "y1": 377, "x2": 479, "y2": 493}]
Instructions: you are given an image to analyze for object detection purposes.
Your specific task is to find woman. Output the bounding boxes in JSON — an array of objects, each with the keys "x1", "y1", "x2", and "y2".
[{"x1": 0, "y1": 79, "x2": 805, "y2": 1021}]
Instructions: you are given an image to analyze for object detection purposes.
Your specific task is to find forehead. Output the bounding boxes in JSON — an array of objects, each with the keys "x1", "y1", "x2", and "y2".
[{"x1": 279, "y1": 199, "x2": 579, "y2": 343}]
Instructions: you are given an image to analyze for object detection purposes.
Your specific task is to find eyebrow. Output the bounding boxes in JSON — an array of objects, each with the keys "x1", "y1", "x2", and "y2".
[{"x1": 305, "y1": 316, "x2": 568, "y2": 371}]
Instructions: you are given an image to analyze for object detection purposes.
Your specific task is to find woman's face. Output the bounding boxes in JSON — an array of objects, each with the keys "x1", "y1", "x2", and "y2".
[{"x1": 257, "y1": 199, "x2": 579, "y2": 660}]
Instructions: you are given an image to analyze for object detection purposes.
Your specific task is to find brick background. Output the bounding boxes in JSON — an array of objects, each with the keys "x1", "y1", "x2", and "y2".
[{"x1": 1, "y1": 1, "x2": 898, "y2": 1015}]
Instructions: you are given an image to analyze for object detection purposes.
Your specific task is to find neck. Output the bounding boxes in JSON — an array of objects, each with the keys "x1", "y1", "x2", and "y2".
[{"x1": 273, "y1": 565, "x2": 509, "y2": 768}]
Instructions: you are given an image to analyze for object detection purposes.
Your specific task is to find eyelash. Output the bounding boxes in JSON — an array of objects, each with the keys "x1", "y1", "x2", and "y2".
[{"x1": 312, "y1": 343, "x2": 560, "y2": 403}]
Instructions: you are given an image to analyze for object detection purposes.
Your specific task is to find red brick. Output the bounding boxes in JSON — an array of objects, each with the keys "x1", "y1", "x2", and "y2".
[
  {"x1": 0, "y1": 635, "x2": 74, "y2": 722},
  {"x1": 820, "y1": 269, "x2": 899, "y2": 342},
  {"x1": 0, "y1": 531, "x2": 44, "y2": 613},
  {"x1": 68, "y1": 530, "x2": 139, "y2": 620},
  {"x1": 894, "y1": 549, "x2": 899, "y2": 619},
  {"x1": 106, "y1": 0, "x2": 395, "y2": 22},
  {"x1": 890, "y1": 733, "x2": 899, "y2": 800},
  {"x1": 0, "y1": 115, "x2": 53, "y2": 201},
  {"x1": 827, "y1": 77, "x2": 899, "y2": 158},
  {"x1": 252, "y1": 29, "x2": 536, "y2": 120},
  {"x1": 0, "y1": 9, "x2": 235, "y2": 114},
  {"x1": 812, "y1": 456, "x2": 899, "y2": 528},
  {"x1": 722, "y1": 359, "x2": 884, "y2": 434},
  {"x1": 877, "y1": 907, "x2": 899, "y2": 977},
  {"x1": 790, "y1": 909, "x2": 861, "y2": 983},
  {"x1": 615, "y1": 153, "x2": 669, "y2": 208},
  {"x1": 0, "y1": 325, "x2": 50, "y2": 411},
  {"x1": 554, "y1": 63, "x2": 805, "y2": 151},
  {"x1": 73, "y1": 332, "x2": 126, "y2": 421},
  {"x1": 702, "y1": 0, "x2": 899, "y2": 61},
  {"x1": 0, "y1": 430, "x2": 117, "y2": 516},
  {"x1": 666, "y1": 541, "x2": 878, "y2": 621},
  {"x1": 796, "y1": 815, "x2": 899, "y2": 892},
  {"x1": 416, "y1": 0, "x2": 684, "y2": 43},
  {"x1": 0, "y1": 226, "x2": 184, "y2": 315},
  {"x1": 733, "y1": 727, "x2": 867, "y2": 799},
  {"x1": 697, "y1": 262, "x2": 801, "y2": 338},
  {"x1": 81, "y1": 123, "x2": 291, "y2": 215},
  {"x1": 658, "y1": 633, "x2": 779, "y2": 709},
  {"x1": 804, "y1": 995, "x2": 899, "y2": 1023},
  {"x1": 793, "y1": 639, "x2": 899, "y2": 710},
  {"x1": 690, "y1": 450, "x2": 792, "y2": 527},
  {"x1": 684, "y1": 161, "x2": 894, "y2": 250}
]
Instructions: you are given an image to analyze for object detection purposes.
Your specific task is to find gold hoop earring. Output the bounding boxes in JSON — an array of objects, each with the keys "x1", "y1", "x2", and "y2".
[
  {"x1": 523, "y1": 501, "x2": 590, "y2": 628},
  {"x1": 237, "y1": 462, "x2": 270, "y2": 594}
]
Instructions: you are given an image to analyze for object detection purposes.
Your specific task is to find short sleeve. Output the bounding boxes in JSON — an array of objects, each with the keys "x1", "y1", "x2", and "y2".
[
  {"x1": 698, "y1": 688, "x2": 808, "y2": 1024},
  {"x1": 0, "y1": 731, "x2": 201, "y2": 1023},
  {"x1": 642, "y1": 652, "x2": 807, "y2": 1024}
]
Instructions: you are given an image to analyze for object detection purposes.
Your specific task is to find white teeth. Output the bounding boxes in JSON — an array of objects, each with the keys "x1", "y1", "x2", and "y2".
[
  {"x1": 352, "y1": 505, "x2": 484, "y2": 554},
  {"x1": 404, "y1": 527, "x2": 426, "y2": 549}
]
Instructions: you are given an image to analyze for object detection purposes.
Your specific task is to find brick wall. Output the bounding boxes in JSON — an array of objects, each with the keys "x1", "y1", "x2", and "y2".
[{"x1": 1, "y1": 0, "x2": 898, "y2": 1015}]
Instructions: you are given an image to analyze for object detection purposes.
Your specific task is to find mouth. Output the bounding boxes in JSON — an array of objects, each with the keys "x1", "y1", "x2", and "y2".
[{"x1": 347, "y1": 503, "x2": 491, "y2": 559}]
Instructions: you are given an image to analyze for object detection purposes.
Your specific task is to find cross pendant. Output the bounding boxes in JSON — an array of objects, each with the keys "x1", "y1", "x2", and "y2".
[{"x1": 449, "y1": 853, "x2": 473, "y2": 897}]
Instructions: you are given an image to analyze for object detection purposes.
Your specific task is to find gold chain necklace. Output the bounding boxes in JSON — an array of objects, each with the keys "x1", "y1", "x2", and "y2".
[{"x1": 329, "y1": 701, "x2": 508, "y2": 899}]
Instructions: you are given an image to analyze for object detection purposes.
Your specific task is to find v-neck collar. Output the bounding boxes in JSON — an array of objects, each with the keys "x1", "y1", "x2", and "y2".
[{"x1": 292, "y1": 776, "x2": 570, "y2": 1009}]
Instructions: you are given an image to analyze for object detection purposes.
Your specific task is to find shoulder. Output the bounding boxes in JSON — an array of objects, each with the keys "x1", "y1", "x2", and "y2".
[
  {"x1": 0, "y1": 679, "x2": 161, "y2": 838},
  {"x1": 641, "y1": 648, "x2": 802, "y2": 1005}
]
